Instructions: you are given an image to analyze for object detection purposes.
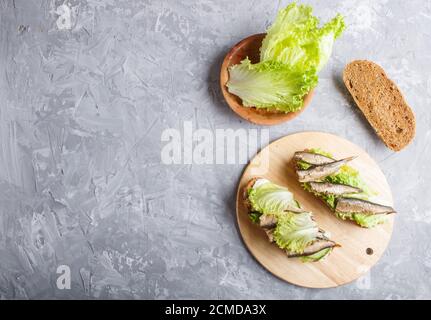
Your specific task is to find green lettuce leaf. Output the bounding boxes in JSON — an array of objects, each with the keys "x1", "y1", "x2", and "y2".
[
  {"x1": 259, "y1": 3, "x2": 319, "y2": 68},
  {"x1": 249, "y1": 211, "x2": 262, "y2": 224},
  {"x1": 336, "y1": 211, "x2": 353, "y2": 221},
  {"x1": 301, "y1": 247, "x2": 332, "y2": 262},
  {"x1": 321, "y1": 194, "x2": 336, "y2": 209},
  {"x1": 352, "y1": 213, "x2": 388, "y2": 228},
  {"x1": 296, "y1": 160, "x2": 312, "y2": 170},
  {"x1": 308, "y1": 148, "x2": 334, "y2": 158},
  {"x1": 314, "y1": 14, "x2": 345, "y2": 71},
  {"x1": 226, "y1": 59, "x2": 318, "y2": 112},
  {"x1": 273, "y1": 212, "x2": 319, "y2": 253},
  {"x1": 324, "y1": 165, "x2": 374, "y2": 198},
  {"x1": 227, "y1": 3, "x2": 345, "y2": 112},
  {"x1": 247, "y1": 179, "x2": 299, "y2": 215}
]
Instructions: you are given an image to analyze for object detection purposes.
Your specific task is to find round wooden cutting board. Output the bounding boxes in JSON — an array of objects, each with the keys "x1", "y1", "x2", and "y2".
[{"x1": 236, "y1": 131, "x2": 394, "y2": 288}]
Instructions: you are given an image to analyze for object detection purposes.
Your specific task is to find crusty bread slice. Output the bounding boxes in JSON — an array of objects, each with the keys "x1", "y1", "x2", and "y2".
[{"x1": 343, "y1": 60, "x2": 415, "y2": 151}]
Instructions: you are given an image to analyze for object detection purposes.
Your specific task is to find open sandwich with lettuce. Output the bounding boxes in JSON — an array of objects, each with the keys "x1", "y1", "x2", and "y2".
[
  {"x1": 294, "y1": 149, "x2": 395, "y2": 228},
  {"x1": 227, "y1": 3, "x2": 345, "y2": 113},
  {"x1": 244, "y1": 177, "x2": 339, "y2": 262}
]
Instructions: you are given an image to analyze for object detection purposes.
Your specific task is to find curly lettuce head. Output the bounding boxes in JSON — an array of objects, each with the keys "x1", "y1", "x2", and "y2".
[
  {"x1": 227, "y1": 3, "x2": 345, "y2": 112},
  {"x1": 260, "y1": 3, "x2": 345, "y2": 72}
]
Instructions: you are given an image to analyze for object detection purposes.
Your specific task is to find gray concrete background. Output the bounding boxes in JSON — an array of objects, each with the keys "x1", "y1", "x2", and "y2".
[{"x1": 0, "y1": 0, "x2": 430, "y2": 299}]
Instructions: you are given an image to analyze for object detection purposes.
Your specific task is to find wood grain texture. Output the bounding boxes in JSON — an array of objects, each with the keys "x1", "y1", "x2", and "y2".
[
  {"x1": 236, "y1": 132, "x2": 394, "y2": 288},
  {"x1": 220, "y1": 33, "x2": 314, "y2": 125}
]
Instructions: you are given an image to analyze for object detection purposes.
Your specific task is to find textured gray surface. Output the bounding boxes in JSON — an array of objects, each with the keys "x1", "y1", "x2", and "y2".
[{"x1": 0, "y1": 0, "x2": 430, "y2": 299}]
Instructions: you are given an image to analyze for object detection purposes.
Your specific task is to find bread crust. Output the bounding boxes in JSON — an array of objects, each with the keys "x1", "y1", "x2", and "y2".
[
  {"x1": 243, "y1": 177, "x2": 260, "y2": 212},
  {"x1": 343, "y1": 60, "x2": 415, "y2": 151}
]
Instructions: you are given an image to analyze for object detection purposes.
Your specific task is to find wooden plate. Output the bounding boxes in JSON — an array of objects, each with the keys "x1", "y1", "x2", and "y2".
[
  {"x1": 236, "y1": 131, "x2": 394, "y2": 288},
  {"x1": 220, "y1": 33, "x2": 314, "y2": 125}
]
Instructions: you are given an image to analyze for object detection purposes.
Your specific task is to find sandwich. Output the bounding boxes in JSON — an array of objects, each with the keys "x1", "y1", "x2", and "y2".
[
  {"x1": 244, "y1": 177, "x2": 338, "y2": 262},
  {"x1": 293, "y1": 149, "x2": 395, "y2": 228}
]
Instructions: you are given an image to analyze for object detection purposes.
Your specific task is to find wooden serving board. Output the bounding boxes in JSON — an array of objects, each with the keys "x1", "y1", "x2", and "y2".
[{"x1": 236, "y1": 131, "x2": 394, "y2": 288}]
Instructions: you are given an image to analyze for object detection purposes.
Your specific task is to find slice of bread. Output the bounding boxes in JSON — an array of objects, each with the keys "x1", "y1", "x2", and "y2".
[{"x1": 343, "y1": 60, "x2": 415, "y2": 151}]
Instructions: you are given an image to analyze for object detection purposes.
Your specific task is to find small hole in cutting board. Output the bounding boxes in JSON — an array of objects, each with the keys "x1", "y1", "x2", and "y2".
[{"x1": 366, "y1": 248, "x2": 374, "y2": 255}]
